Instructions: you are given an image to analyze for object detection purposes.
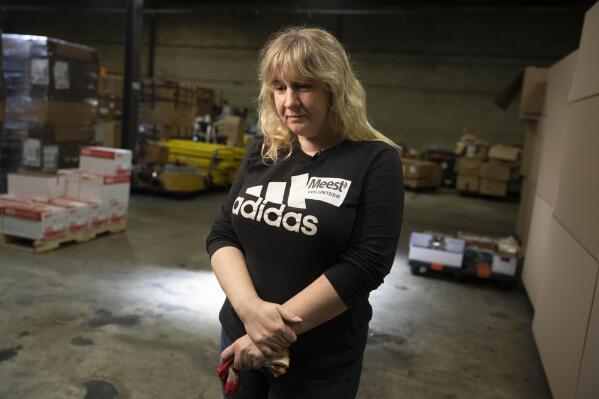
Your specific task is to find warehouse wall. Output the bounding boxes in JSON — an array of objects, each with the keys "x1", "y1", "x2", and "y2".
[{"x1": 7, "y1": 6, "x2": 584, "y2": 149}]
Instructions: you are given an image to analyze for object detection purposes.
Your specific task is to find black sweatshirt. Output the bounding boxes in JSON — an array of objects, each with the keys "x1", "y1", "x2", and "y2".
[{"x1": 206, "y1": 139, "x2": 404, "y2": 374}]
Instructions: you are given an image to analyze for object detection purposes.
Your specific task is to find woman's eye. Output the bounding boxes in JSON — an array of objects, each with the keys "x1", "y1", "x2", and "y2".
[{"x1": 274, "y1": 85, "x2": 286, "y2": 92}]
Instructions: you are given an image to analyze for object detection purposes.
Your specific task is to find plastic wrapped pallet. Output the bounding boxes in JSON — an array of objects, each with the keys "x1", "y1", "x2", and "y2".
[{"x1": 0, "y1": 34, "x2": 98, "y2": 181}]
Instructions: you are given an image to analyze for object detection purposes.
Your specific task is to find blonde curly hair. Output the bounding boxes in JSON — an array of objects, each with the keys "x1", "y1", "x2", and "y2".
[{"x1": 258, "y1": 26, "x2": 397, "y2": 163}]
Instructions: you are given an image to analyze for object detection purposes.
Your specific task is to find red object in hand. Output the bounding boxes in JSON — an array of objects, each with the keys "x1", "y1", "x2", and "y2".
[{"x1": 216, "y1": 357, "x2": 241, "y2": 396}]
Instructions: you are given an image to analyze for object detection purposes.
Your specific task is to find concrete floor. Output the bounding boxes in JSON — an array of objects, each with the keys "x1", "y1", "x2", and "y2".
[{"x1": 0, "y1": 188, "x2": 551, "y2": 399}]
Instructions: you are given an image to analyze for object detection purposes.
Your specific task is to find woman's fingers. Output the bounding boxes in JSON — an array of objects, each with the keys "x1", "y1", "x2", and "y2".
[
  {"x1": 277, "y1": 307, "x2": 303, "y2": 324},
  {"x1": 221, "y1": 343, "x2": 235, "y2": 363}
]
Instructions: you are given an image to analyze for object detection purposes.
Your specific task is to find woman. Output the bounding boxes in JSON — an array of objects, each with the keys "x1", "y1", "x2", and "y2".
[{"x1": 206, "y1": 26, "x2": 404, "y2": 398}]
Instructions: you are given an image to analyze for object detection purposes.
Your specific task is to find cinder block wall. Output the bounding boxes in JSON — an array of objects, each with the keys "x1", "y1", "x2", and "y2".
[{"x1": 8, "y1": 6, "x2": 584, "y2": 149}]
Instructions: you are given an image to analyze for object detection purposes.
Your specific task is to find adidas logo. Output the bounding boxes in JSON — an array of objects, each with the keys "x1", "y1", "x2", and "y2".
[{"x1": 232, "y1": 173, "x2": 352, "y2": 236}]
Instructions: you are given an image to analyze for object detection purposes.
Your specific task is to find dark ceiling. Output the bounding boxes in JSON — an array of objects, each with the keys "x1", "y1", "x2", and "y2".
[{"x1": 0, "y1": 0, "x2": 595, "y2": 11}]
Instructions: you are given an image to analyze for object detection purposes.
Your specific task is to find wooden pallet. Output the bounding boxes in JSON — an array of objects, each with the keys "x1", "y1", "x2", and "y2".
[{"x1": 0, "y1": 220, "x2": 127, "y2": 254}]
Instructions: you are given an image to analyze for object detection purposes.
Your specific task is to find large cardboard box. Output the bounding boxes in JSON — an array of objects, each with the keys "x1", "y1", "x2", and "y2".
[
  {"x1": 554, "y1": 95, "x2": 599, "y2": 260},
  {"x1": 516, "y1": 179, "x2": 536, "y2": 248},
  {"x1": 402, "y1": 159, "x2": 434, "y2": 179},
  {"x1": 479, "y1": 161, "x2": 511, "y2": 181},
  {"x1": 569, "y1": 2, "x2": 599, "y2": 102},
  {"x1": 138, "y1": 141, "x2": 169, "y2": 165},
  {"x1": 576, "y1": 273, "x2": 599, "y2": 399},
  {"x1": 479, "y1": 178, "x2": 508, "y2": 197},
  {"x1": 522, "y1": 195, "x2": 553, "y2": 308},
  {"x1": 7, "y1": 173, "x2": 65, "y2": 201},
  {"x1": 532, "y1": 221, "x2": 598, "y2": 399},
  {"x1": 456, "y1": 174, "x2": 479, "y2": 192},
  {"x1": 536, "y1": 51, "x2": 578, "y2": 207},
  {"x1": 520, "y1": 67, "x2": 549, "y2": 119},
  {"x1": 214, "y1": 116, "x2": 245, "y2": 147},
  {"x1": 520, "y1": 121, "x2": 543, "y2": 182},
  {"x1": 494, "y1": 66, "x2": 548, "y2": 120},
  {"x1": 488, "y1": 145, "x2": 521, "y2": 162},
  {"x1": 455, "y1": 157, "x2": 482, "y2": 176}
]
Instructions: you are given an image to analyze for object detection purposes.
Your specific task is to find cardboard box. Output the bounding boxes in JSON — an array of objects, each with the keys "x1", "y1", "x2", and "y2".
[
  {"x1": 455, "y1": 157, "x2": 482, "y2": 176},
  {"x1": 479, "y1": 178, "x2": 508, "y2": 197},
  {"x1": 79, "y1": 146, "x2": 132, "y2": 177},
  {"x1": 554, "y1": 95, "x2": 599, "y2": 260},
  {"x1": 488, "y1": 145, "x2": 521, "y2": 162},
  {"x1": 576, "y1": 269, "x2": 599, "y2": 399},
  {"x1": 6, "y1": 100, "x2": 97, "y2": 126},
  {"x1": 1, "y1": 201, "x2": 66, "y2": 240},
  {"x1": 494, "y1": 66, "x2": 548, "y2": 120},
  {"x1": 536, "y1": 51, "x2": 578, "y2": 207},
  {"x1": 94, "y1": 121, "x2": 122, "y2": 148},
  {"x1": 78, "y1": 173, "x2": 131, "y2": 208},
  {"x1": 214, "y1": 116, "x2": 245, "y2": 147},
  {"x1": 516, "y1": 179, "x2": 536, "y2": 248},
  {"x1": 479, "y1": 161, "x2": 511, "y2": 181},
  {"x1": 456, "y1": 174, "x2": 479, "y2": 192},
  {"x1": 569, "y1": 1, "x2": 599, "y2": 102},
  {"x1": 402, "y1": 159, "x2": 434, "y2": 179},
  {"x1": 7, "y1": 173, "x2": 66, "y2": 201},
  {"x1": 522, "y1": 195, "x2": 554, "y2": 309},
  {"x1": 138, "y1": 141, "x2": 169, "y2": 165},
  {"x1": 47, "y1": 197, "x2": 89, "y2": 234},
  {"x1": 408, "y1": 232, "x2": 465, "y2": 268},
  {"x1": 532, "y1": 221, "x2": 598, "y2": 399},
  {"x1": 521, "y1": 121, "x2": 543, "y2": 182}
]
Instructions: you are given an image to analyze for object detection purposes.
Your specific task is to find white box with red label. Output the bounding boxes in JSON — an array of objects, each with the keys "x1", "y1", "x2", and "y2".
[
  {"x1": 71, "y1": 199, "x2": 109, "y2": 229},
  {"x1": 79, "y1": 146, "x2": 132, "y2": 176},
  {"x1": 0, "y1": 201, "x2": 67, "y2": 240},
  {"x1": 78, "y1": 173, "x2": 130, "y2": 207},
  {"x1": 47, "y1": 198, "x2": 90, "y2": 235},
  {"x1": 57, "y1": 169, "x2": 82, "y2": 199},
  {"x1": 7, "y1": 173, "x2": 66, "y2": 201},
  {"x1": 109, "y1": 200, "x2": 128, "y2": 224}
]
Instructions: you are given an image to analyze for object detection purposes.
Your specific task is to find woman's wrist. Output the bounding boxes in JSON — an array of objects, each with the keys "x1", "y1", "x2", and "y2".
[{"x1": 235, "y1": 296, "x2": 263, "y2": 324}]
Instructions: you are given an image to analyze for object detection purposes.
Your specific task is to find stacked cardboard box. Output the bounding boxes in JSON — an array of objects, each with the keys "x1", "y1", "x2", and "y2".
[
  {"x1": 0, "y1": 147, "x2": 131, "y2": 242},
  {"x1": 454, "y1": 134, "x2": 488, "y2": 193},
  {"x1": 94, "y1": 71, "x2": 123, "y2": 148},
  {"x1": 401, "y1": 158, "x2": 442, "y2": 190},
  {"x1": 504, "y1": 4, "x2": 599, "y2": 398},
  {"x1": 0, "y1": 34, "x2": 98, "y2": 186},
  {"x1": 139, "y1": 78, "x2": 198, "y2": 140},
  {"x1": 479, "y1": 145, "x2": 521, "y2": 197}
]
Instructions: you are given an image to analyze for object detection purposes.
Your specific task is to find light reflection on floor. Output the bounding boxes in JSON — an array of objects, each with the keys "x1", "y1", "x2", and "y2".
[{"x1": 119, "y1": 266, "x2": 225, "y2": 333}]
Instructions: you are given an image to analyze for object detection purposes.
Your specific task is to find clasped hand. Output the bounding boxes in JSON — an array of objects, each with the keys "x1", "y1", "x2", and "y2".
[{"x1": 221, "y1": 300, "x2": 302, "y2": 370}]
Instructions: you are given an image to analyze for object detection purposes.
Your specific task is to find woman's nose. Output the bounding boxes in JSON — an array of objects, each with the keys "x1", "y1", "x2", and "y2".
[{"x1": 284, "y1": 89, "x2": 299, "y2": 108}]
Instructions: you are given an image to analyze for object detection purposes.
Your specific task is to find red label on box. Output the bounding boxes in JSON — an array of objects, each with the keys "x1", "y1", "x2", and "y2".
[
  {"x1": 103, "y1": 175, "x2": 131, "y2": 184},
  {"x1": 81, "y1": 147, "x2": 117, "y2": 159},
  {"x1": 4, "y1": 206, "x2": 43, "y2": 221}
]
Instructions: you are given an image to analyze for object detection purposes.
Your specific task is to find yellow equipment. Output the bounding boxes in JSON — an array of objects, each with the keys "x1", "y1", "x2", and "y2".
[{"x1": 164, "y1": 140, "x2": 245, "y2": 187}]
